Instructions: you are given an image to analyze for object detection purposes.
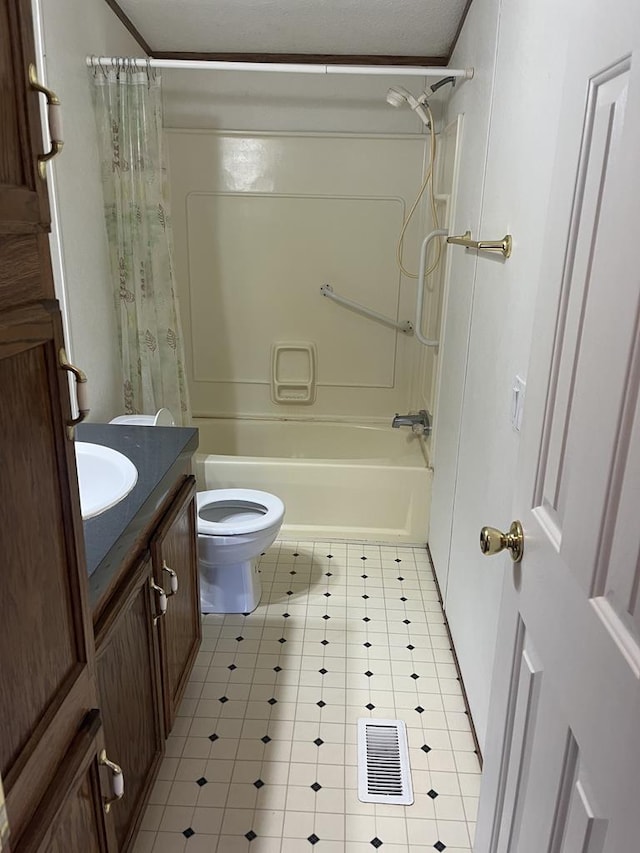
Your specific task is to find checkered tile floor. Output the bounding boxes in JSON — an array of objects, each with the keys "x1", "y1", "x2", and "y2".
[{"x1": 134, "y1": 541, "x2": 480, "y2": 852}]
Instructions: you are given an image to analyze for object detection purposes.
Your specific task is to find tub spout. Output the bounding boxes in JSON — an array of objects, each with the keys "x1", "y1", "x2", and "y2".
[{"x1": 391, "y1": 410, "x2": 431, "y2": 435}]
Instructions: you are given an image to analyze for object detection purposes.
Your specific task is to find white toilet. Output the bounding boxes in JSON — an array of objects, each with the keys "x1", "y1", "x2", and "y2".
[
  {"x1": 109, "y1": 408, "x2": 175, "y2": 426},
  {"x1": 197, "y1": 489, "x2": 285, "y2": 614}
]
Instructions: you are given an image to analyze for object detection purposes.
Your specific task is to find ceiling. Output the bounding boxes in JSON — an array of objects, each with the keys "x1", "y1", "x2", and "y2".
[{"x1": 111, "y1": 0, "x2": 471, "y2": 61}]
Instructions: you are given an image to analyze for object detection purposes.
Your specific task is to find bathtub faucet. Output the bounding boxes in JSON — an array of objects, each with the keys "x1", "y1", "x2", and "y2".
[{"x1": 391, "y1": 410, "x2": 432, "y2": 435}]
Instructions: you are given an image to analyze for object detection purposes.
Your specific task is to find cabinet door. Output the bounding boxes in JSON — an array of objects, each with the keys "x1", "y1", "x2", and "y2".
[
  {"x1": 12, "y1": 710, "x2": 113, "y2": 853},
  {"x1": 95, "y1": 557, "x2": 164, "y2": 852},
  {"x1": 0, "y1": 303, "x2": 98, "y2": 846},
  {"x1": 151, "y1": 476, "x2": 201, "y2": 735},
  {"x1": 1, "y1": 0, "x2": 54, "y2": 310}
]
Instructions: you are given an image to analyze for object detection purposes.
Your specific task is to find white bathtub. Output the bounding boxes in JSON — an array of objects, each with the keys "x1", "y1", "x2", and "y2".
[{"x1": 193, "y1": 418, "x2": 432, "y2": 544}]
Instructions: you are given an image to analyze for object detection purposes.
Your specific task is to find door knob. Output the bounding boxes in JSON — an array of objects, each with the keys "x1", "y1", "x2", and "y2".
[{"x1": 479, "y1": 520, "x2": 524, "y2": 563}]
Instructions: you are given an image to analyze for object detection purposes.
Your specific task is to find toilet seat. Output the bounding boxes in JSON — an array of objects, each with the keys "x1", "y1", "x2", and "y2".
[{"x1": 197, "y1": 489, "x2": 285, "y2": 537}]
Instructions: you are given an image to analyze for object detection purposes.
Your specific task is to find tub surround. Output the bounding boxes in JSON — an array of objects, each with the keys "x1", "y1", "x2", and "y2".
[
  {"x1": 194, "y1": 417, "x2": 431, "y2": 543},
  {"x1": 168, "y1": 130, "x2": 433, "y2": 422},
  {"x1": 77, "y1": 423, "x2": 198, "y2": 611}
]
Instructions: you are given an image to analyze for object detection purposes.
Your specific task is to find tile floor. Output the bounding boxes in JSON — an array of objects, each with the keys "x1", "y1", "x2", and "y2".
[{"x1": 135, "y1": 541, "x2": 481, "y2": 853}]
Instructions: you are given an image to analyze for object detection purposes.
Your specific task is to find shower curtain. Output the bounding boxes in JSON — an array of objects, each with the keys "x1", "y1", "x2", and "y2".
[{"x1": 92, "y1": 61, "x2": 190, "y2": 423}]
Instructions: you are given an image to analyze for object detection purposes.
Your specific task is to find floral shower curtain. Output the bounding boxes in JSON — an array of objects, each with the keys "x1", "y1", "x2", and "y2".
[{"x1": 92, "y1": 60, "x2": 190, "y2": 423}]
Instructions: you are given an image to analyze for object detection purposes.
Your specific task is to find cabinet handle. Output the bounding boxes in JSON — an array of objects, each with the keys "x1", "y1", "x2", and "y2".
[
  {"x1": 28, "y1": 63, "x2": 64, "y2": 180},
  {"x1": 59, "y1": 348, "x2": 89, "y2": 439},
  {"x1": 99, "y1": 749, "x2": 124, "y2": 813},
  {"x1": 150, "y1": 578, "x2": 167, "y2": 624},
  {"x1": 162, "y1": 561, "x2": 179, "y2": 595}
]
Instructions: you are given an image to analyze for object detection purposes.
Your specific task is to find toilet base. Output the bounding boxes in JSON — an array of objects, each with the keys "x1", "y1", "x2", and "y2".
[{"x1": 199, "y1": 556, "x2": 262, "y2": 614}]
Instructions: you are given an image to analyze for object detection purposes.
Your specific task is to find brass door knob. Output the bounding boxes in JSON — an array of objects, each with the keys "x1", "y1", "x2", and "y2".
[{"x1": 479, "y1": 520, "x2": 524, "y2": 563}]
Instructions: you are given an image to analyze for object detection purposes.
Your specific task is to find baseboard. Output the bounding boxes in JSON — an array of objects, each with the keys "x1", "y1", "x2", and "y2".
[{"x1": 426, "y1": 544, "x2": 483, "y2": 769}]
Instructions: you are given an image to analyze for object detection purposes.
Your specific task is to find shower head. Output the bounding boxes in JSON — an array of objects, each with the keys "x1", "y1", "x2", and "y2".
[
  {"x1": 385, "y1": 86, "x2": 431, "y2": 127},
  {"x1": 386, "y1": 85, "x2": 413, "y2": 108}
]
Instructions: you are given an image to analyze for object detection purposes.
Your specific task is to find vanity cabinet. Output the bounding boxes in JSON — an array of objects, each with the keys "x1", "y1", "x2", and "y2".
[
  {"x1": 92, "y1": 474, "x2": 200, "y2": 851},
  {"x1": 151, "y1": 476, "x2": 201, "y2": 735},
  {"x1": 94, "y1": 558, "x2": 165, "y2": 852}
]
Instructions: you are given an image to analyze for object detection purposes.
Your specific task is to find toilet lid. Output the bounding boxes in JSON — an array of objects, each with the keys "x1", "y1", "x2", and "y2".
[{"x1": 197, "y1": 489, "x2": 285, "y2": 536}]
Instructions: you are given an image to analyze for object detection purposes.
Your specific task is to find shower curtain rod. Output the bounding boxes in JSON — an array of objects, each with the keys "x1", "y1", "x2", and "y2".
[{"x1": 86, "y1": 56, "x2": 473, "y2": 79}]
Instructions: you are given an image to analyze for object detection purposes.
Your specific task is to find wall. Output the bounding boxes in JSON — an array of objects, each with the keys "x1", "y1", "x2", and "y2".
[
  {"x1": 431, "y1": 0, "x2": 570, "y2": 749},
  {"x1": 162, "y1": 70, "x2": 440, "y2": 135},
  {"x1": 429, "y1": 0, "x2": 501, "y2": 607},
  {"x1": 36, "y1": 0, "x2": 145, "y2": 422},
  {"x1": 163, "y1": 71, "x2": 455, "y2": 422}
]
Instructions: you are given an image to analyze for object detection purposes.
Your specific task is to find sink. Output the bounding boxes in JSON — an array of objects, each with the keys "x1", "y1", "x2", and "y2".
[{"x1": 75, "y1": 442, "x2": 138, "y2": 519}]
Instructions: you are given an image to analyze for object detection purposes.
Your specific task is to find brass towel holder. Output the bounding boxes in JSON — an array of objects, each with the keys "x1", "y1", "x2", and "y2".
[{"x1": 447, "y1": 230, "x2": 512, "y2": 259}]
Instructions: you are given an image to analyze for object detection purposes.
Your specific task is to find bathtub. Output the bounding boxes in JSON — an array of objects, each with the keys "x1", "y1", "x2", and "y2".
[{"x1": 193, "y1": 418, "x2": 432, "y2": 544}]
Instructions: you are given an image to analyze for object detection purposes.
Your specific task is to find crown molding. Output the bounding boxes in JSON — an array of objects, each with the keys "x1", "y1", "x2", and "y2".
[
  {"x1": 150, "y1": 51, "x2": 449, "y2": 66},
  {"x1": 102, "y1": 0, "x2": 152, "y2": 55},
  {"x1": 447, "y1": 0, "x2": 475, "y2": 61}
]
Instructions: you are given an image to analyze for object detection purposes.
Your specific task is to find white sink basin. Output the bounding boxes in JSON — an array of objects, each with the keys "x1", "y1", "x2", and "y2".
[{"x1": 75, "y1": 442, "x2": 138, "y2": 519}]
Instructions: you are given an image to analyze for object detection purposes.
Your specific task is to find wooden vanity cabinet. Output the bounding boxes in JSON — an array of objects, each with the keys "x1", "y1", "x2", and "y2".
[
  {"x1": 94, "y1": 557, "x2": 165, "y2": 852},
  {"x1": 93, "y1": 476, "x2": 201, "y2": 851},
  {"x1": 151, "y1": 476, "x2": 201, "y2": 736}
]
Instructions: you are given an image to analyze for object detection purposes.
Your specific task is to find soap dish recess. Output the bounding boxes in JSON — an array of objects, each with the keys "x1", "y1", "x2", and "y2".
[{"x1": 271, "y1": 342, "x2": 317, "y2": 404}]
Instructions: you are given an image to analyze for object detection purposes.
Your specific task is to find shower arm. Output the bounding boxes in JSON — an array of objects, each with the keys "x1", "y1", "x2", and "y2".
[{"x1": 415, "y1": 228, "x2": 449, "y2": 347}]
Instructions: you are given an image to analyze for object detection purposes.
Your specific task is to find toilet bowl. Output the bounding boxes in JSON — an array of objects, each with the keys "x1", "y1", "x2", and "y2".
[
  {"x1": 197, "y1": 489, "x2": 285, "y2": 614},
  {"x1": 109, "y1": 408, "x2": 175, "y2": 426}
]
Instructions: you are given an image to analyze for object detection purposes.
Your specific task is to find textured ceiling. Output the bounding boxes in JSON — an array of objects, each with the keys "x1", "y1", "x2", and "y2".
[{"x1": 114, "y1": 0, "x2": 469, "y2": 58}]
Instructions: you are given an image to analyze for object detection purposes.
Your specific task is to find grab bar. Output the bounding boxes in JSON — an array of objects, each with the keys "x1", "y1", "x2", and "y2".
[
  {"x1": 320, "y1": 284, "x2": 414, "y2": 334},
  {"x1": 447, "y1": 230, "x2": 512, "y2": 259},
  {"x1": 415, "y1": 228, "x2": 449, "y2": 347}
]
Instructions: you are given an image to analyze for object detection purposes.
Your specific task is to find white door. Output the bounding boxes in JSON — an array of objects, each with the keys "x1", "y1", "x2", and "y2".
[{"x1": 476, "y1": 1, "x2": 640, "y2": 850}]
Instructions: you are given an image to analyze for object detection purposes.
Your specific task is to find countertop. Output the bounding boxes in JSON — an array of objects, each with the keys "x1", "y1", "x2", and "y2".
[{"x1": 76, "y1": 423, "x2": 199, "y2": 610}]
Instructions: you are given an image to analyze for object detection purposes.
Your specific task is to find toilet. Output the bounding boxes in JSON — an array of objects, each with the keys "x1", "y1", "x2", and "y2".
[
  {"x1": 197, "y1": 489, "x2": 285, "y2": 614},
  {"x1": 109, "y1": 408, "x2": 175, "y2": 426}
]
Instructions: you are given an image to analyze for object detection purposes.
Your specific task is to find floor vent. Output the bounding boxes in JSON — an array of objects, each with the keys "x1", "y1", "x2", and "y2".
[{"x1": 357, "y1": 718, "x2": 414, "y2": 805}]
